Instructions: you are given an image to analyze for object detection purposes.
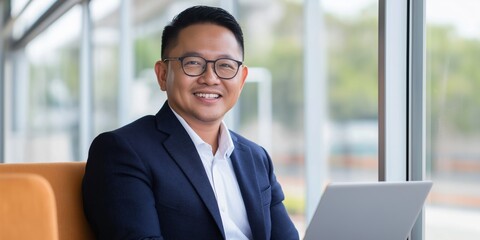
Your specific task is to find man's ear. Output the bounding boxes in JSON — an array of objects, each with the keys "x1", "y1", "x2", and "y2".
[
  {"x1": 239, "y1": 65, "x2": 249, "y2": 89},
  {"x1": 154, "y1": 60, "x2": 167, "y2": 91}
]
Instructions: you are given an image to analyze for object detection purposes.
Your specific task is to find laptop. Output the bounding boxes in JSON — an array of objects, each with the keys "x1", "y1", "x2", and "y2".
[{"x1": 303, "y1": 181, "x2": 433, "y2": 240}]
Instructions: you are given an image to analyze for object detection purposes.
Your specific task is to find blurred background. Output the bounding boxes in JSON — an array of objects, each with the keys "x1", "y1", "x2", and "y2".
[{"x1": 1, "y1": 0, "x2": 479, "y2": 239}]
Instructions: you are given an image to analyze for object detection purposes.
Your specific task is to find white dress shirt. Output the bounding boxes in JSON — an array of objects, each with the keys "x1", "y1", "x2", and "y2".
[{"x1": 171, "y1": 108, "x2": 253, "y2": 240}]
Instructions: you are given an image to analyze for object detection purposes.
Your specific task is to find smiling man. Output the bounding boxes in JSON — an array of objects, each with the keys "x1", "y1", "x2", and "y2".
[{"x1": 82, "y1": 5, "x2": 299, "y2": 240}]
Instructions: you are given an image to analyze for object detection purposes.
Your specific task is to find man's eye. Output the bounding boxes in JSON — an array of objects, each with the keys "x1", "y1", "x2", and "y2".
[
  {"x1": 219, "y1": 63, "x2": 235, "y2": 70},
  {"x1": 184, "y1": 60, "x2": 202, "y2": 66}
]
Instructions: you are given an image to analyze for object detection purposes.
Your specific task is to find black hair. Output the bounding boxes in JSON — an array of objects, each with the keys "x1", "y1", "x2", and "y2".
[{"x1": 161, "y1": 5, "x2": 244, "y2": 59}]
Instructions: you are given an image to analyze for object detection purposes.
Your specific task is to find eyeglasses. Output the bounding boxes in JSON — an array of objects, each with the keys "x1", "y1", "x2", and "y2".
[{"x1": 163, "y1": 56, "x2": 243, "y2": 80}]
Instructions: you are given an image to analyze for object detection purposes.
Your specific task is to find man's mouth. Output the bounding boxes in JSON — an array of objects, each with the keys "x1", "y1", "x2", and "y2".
[{"x1": 194, "y1": 93, "x2": 220, "y2": 99}]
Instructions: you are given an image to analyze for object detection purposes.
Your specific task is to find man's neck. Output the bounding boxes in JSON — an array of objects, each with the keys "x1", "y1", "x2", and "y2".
[
  {"x1": 167, "y1": 104, "x2": 223, "y2": 153},
  {"x1": 187, "y1": 120, "x2": 221, "y2": 154}
]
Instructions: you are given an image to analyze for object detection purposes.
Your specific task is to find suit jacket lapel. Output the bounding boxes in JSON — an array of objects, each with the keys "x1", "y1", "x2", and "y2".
[
  {"x1": 155, "y1": 102, "x2": 225, "y2": 238},
  {"x1": 230, "y1": 136, "x2": 267, "y2": 240}
]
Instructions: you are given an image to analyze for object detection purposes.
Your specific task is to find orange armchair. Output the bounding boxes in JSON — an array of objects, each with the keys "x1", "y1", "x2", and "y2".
[
  {"x1": 0, "y1": 173, "x2": 59, "y2": 240},
  {"x1": 0, "y1": 162, "x2": 94, "y2": 240}
]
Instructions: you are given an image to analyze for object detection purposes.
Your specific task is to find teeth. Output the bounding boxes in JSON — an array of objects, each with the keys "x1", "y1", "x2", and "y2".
[{"x1": 195, "y1": 93, "x2": 219, "y2": 99}]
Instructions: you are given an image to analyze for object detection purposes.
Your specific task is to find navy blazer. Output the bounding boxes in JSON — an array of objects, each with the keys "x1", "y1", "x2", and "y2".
[{"x1": 82, "y1": 102, "x2": 299, "y2": 240}]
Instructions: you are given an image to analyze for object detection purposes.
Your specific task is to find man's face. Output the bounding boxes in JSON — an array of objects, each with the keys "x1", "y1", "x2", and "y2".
[{"x1": 155, "y1": 23, "x2": 248, "y2": 128}]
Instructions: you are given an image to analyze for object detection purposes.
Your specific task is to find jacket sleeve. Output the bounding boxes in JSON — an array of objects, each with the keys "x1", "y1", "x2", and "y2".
[{"x1": 82, "y1": 132, "x2": 163, "y2": 240}]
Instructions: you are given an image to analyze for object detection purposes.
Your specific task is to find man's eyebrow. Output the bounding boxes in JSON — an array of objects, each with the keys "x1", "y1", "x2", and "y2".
[
  {"x1": 181, "y1": 51, "x2": 201, "y2": 57},
  {"x1": 181, "y1": 52, "x2": 237, "y2": 59}
]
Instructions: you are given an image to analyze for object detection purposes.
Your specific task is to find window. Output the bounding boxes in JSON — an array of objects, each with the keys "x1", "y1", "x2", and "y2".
[
  {"x1": 237, "y1": 0, "x2": 378, "y2": 234},
  {"x1": 6, "y1": 1, "x2": 479, "y2": 239},
  {"x1": 426, "y1": 0, "x2": 480, "y2": 239},
  {"x1": 7, "y1": 6, "x2": 82, "y2": 162}
]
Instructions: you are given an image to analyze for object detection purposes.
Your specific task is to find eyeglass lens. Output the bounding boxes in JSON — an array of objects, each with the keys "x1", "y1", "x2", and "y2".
[{"x1": 181, "y1": 56, "x2": 240, "y2": 79}]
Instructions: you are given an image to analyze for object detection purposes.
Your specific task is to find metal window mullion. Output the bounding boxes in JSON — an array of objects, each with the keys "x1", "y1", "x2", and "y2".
[
  {"x1": 11, "y1": 49, "x2": 29, "y2": 163},
  {"x1": 0, "y1": 0, "x2": 6, "y2": 162},
  {"x1": 378, "y1": 0, "x2": 409, "y2": 182},
  {"x1": 79, "y1": 0, "x2": 93, "y2": 161},
  {"x1": 118, "y1": 0, "x2": 133, "y2": 126},
  {"x1": 408, "y1": 0, "x2": 427, "y2": 239},
  {"x1": 304, "y1": 0, "x2": 328, "y2": 222},
  {"x1": 380, "y1": 0, "x2": 427, "y2": 239}
]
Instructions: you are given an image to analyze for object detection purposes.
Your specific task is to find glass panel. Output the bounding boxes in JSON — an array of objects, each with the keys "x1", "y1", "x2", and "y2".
[
  {"x1": 91, "y1": 0, "x2": 120, "y2": 133},
  {"x1": 237, "y1": 0, "x2": 378, "y2": 236},
  {"x1": 426, "y1": 0, "x2": 480, "y2": 239},
  {"x1": 8, "y1": 6, "x2": 82, "y2": 162},
  {"x1": 323, "y1": 1, "x2": 378, "y2": 182},
  {"x1": 11, "y1": 0, "x2": 57, "y2": 40}
]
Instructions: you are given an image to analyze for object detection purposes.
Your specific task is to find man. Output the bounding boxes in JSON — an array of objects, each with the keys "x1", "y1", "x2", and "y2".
[{"x1": 82, "y1": 5, "x2": 299, "y2": 240}]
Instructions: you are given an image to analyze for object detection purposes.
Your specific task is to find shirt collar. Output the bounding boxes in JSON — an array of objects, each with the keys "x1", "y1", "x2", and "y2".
[{"x1": 170, "y1": 106, "x2": 234, "y2": 158}]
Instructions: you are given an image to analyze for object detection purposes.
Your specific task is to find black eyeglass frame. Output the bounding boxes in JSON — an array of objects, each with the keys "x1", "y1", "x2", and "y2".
[{"x1": 163, "y1": 56, "x2": 243, "y2": 80}]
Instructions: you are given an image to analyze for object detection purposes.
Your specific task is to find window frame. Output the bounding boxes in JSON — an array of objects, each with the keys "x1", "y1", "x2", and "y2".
[{"x1": 379, "y1": 0, "x2": 427, "y2": 239}]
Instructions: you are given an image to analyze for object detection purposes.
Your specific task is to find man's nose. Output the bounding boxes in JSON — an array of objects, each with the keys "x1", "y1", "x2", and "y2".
[{"x1": 200, "y1": 62, "x2": 220, "y2": 84}]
